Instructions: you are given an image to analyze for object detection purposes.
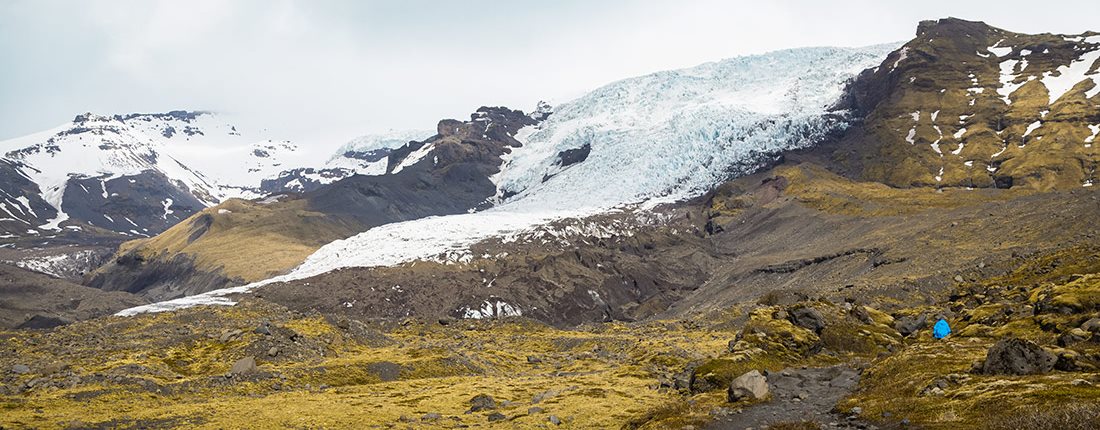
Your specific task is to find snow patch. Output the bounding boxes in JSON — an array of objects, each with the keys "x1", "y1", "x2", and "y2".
[{"x1": 1040, "y1": 49, "x2": 1100, "y2": 104}]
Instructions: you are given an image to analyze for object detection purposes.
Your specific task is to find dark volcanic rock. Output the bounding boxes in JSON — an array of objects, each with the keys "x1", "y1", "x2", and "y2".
[
  {"x1": 894, "y1": 314, "x2": 928, "y2": 337},
  {"x1": 788, "y1": 306, "x2": 826, "y2": 333},
  {"x1": 469, "y1": 394, "x2": 497, "y2": 412},
  {"x1": 980, "y1": 337, "x2": 1056, "y2": 375}
]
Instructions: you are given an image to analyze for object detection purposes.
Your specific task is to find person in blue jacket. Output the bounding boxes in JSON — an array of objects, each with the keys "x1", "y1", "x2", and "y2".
[{"x1": 933, "y1": 318, "x2": 951, "y2": 339}]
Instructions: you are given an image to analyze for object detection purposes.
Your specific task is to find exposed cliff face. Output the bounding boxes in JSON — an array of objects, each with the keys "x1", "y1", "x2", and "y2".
[{"x1": 830, "y1": 18, "x2": 1100, "y2": 190}]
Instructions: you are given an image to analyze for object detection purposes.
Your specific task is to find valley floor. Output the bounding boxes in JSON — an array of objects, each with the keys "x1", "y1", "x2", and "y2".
[{"x1": 3, "y1": 243, "x2": 1100, "y2": 429}]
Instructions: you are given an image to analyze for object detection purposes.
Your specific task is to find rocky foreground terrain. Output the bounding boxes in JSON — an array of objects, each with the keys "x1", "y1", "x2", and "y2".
[{"x1": 2, "y1": 17, "x2": 1100, "y2": 429}]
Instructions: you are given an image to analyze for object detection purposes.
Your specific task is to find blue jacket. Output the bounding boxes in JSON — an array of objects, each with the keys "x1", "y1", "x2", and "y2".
[{"x1": 933, "y1": 319, "x2": 951, "y2": 339}]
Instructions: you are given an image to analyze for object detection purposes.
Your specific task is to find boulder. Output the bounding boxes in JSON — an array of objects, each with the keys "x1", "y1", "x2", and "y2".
[
  {"x1": 895, "y1": 314, "x2": 927, "y2": 337},
  {"x1": 851, "y1": 306, "x2": 874, "y2": 324},
  {"x1": 487, "y1": 412, "x2": 506, "y2": 422},
  {"x1": 980, "y1": 337, "x2": 1056, "y2": 375},
  {"x1": 469, "y1": 393, "x2": 497, "y2": 412},
  {"x1": 727, "y1": 370, "x2": 769, "y2": 402},
  {"x1": 788, "y1": 307, "x2": 826, "y2": 333},
  {"x1": 229, "y1": 356, "x2": 258, "y2": 375},
  {"x1": 11, "y1": 364, "x2": 30, "y2": 375}
]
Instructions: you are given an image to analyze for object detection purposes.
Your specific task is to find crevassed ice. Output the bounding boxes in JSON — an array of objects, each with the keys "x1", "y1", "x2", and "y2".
[{"x1": 118, "y1": 43, "x2": 901, "y2": 316}]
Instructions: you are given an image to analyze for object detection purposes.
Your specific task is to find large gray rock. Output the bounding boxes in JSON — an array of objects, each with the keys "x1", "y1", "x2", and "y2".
[
  {"x1": 788, "y1": 307, "x2": 826, "y2": 333},
  {"x1": 229, "y1": 356, "x2": 258, "y2": 376},
  {"x1": 469, "y1": 393, "x2": 497, "y2": 412},
  {"x1": 980, "y1": 337, "x2": 1056, "y2": 375},
  {"x1": 727, "y1": 370, "x2": 769, "y2": 402},
  {"x1": 895, "y1": 314, "x2": 928, "y2": 337}
]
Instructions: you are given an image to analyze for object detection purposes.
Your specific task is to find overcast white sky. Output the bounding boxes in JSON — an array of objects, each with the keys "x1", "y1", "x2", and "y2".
[{"x1": 1, "y1": 0, "x2": 1097, "y2": 150}]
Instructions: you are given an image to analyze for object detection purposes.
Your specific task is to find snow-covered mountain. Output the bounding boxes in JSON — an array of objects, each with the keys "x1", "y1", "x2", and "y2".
[
  {"x1": 120, "y1": 44, "x2": 900, "y2": 314},
  {"x1": 261, "y1": 129, "x2": 433, "y2": 194},
  {"x1": 0, "y1": 111, "x2": 304, "y2": 240}
]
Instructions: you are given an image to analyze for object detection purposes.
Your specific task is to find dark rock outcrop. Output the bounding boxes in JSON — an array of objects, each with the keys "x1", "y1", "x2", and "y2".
[{"x1": 979, "y1": 337, "x2": 1057, "y2": 375}]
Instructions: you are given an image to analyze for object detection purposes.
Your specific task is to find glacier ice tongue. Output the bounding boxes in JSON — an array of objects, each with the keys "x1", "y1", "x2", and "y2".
[{"x1": 118, "y1": 43, "x2": 901, "y2": 316}]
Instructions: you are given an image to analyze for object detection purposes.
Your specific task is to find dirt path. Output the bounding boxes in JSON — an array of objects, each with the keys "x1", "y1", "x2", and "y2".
[{"x1": 706, "y1": 365, "x2": 876, "y2": 429}]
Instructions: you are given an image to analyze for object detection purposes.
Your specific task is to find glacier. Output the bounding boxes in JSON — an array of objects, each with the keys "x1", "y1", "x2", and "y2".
[{"x1": 118, "y1": 43, "x2": 901, "y2": 316}]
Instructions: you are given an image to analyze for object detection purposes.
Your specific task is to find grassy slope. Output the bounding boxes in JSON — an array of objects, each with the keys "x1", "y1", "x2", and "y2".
[{"x1": 108, "y1": 198, "x2": 356, "y2": 283}]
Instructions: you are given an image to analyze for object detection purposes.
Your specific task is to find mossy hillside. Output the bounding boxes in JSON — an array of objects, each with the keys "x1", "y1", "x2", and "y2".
[
  {"x1": 774, "y1": 163, "x2": 1025, "y2": 217},
  {"x1": 106, "y1": 197, "x2": 356, "y2": 284},
  {"x1": 841, "y1": 246, "x2": 1100, "y2": 429},
  {"x1": 841, "y1": 338, "x2": 1100, "y2": 429},
  {"x1": 0, "y1": 301, "x2": 748, "y2": 429},
  {"x1": 694, "y1": 303, "x2": 900, "y2": 391},
  {"x1": 839, "y1": 18, "x2": 1100, "y2": 190}
]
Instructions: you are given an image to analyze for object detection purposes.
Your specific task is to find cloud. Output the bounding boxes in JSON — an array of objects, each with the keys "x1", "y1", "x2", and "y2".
[{"x1": 2, "y1": 0, "x2": 1097, "y2": 151}]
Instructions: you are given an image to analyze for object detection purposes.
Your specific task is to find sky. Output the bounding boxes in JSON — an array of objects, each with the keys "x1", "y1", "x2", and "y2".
[{"x1": 1, "y1": 0, "x2": 1098, "y2": 152}]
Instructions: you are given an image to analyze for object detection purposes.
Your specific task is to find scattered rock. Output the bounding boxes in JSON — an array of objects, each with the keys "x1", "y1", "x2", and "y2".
[
  {"x1": 850, "y1": 406, "x2": 862, "y2": 416},
  {"x1": 487, "y1": 412, "x2": 506, "y2": 422},
  {"x1": 788, "y1": 307, "x2": 826, "y2": 333},
  {"x1": 548, "y1": 415, "x2": 562, "y2": 425},
  {"x1": 672, "y1": 365, "x2": 695, "y2": 391},
  {"x1": 953, "y1": 275, "x2": 964, "y2": 283},
  {"x1": 528, "y1": 407, "x2": 544, "y2": 415},
  {"x1": 219, "y1": 329, "x2": 244, "y2": 342},
  {"x1": 851, "y1": 306, "x2": 874, "y2": 324},
  {"x1": 267, "y1": 347, "x2": 280, "y2": 357},
  {"x1": 437, "y1": 317, "x2": 455, "y2": 326},
  {"x1": 894, "y1": 315, "x2": 927, "y2": 337},
  {"x1": 526, "y1": 356, "x2": 542, "y2": 364},
  {"x1": 1058, "y1": 328, "x2": 1090, "y2": 347},
  {"x1": 979, "y1": 337, "x2": 1056, "y2": 375},
  {"x1": 1071, "y1": 379, "x2": 1092, "y2": 387},
  {"x1": 254, "y1": 325, "x2": 271, "y2": 336},
  {"x1": 727, "y1": 370, "x2": 769, "y2": 402},
  {"x1": 532, "y1": 389, "x2": 559, "y2": 403},
  {"x1": 421, "y1": 412, "x2": 442, "y2": 421},
  {"x1": 469, "y1": 393, "x2": 497, "y2": 412},
  {"x1": 229, "y1": 356, "x2": 258, "y2": 376},
  {"x1": 1054, "y1": 349, "x2": 1082, "y2": 371},
  {"x1": 1081, "y1": 318, "x2": 1100, "y2": 334},
  {"x1": 11, "y1": 364, "x2": 30, "y2": 375}
]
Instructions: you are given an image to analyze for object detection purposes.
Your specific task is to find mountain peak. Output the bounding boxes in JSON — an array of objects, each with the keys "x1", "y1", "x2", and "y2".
[
  {"x1": 72, "y1": 110, "x2": 212, "y2": 126},
  {"x1": 915, "y1": 17, "x2": 1001, "y2": 38}
]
